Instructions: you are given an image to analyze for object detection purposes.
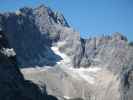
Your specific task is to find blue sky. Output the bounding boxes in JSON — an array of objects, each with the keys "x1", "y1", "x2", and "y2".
[{"x1": 0, "y1": 0, "x2": 133, "y2": 41}]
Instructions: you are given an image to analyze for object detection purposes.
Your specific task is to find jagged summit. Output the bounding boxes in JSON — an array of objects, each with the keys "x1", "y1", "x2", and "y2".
[
  {"x1": 18, "y1": 4, "x2": 69, "y2": 27},
  {"x1": 0, "y1": 4, "x2": 72, "y2": 67},
  {"x1": 0, "y1": 4, "x2": 130, "y2": 68}
]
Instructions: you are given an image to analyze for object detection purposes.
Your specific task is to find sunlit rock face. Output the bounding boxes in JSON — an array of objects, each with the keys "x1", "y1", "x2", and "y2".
[{"x1": 0, "y1": 4, "x2": 133, "y2": 100}]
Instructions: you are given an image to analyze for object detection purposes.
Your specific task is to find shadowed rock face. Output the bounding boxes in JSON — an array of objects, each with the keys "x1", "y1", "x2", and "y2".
[
  {"x1": 0, "y1": 5, "x2": 67, "y2": 67},
  {"x1": 0, "y1": 4, "x2": 133, "y2": 100},
  {"x1": 0, "y1": 30, "x2": 58, "y2": 100}
]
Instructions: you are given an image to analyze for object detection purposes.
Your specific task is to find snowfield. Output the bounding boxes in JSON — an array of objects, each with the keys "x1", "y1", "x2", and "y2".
[{"x1": 21, "y1": 41, "x2": 102, "y2": 85}]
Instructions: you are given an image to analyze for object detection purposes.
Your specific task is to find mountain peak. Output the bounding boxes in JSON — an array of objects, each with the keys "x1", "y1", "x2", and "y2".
[
  {"x1": 34, "y1": 4, "x2": 69, "y2": 27},
  {"x1": 36, "y1": 4, "x2": 48, "y2": 9}
]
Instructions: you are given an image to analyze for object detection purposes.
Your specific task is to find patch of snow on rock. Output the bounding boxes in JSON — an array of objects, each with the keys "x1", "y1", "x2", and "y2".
[
  {"x1": 51, "y1": 41, "x2": 71, "y2": 65},
  {"x1": 1, "y1": 48, "x2": 16, "y2": 57},
  {"x1": 21, "y1": 66, "x2": 52, "y2": 74},
  {"x1": 63, "y1": 96, "x2": 72, "y2": 99}
]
